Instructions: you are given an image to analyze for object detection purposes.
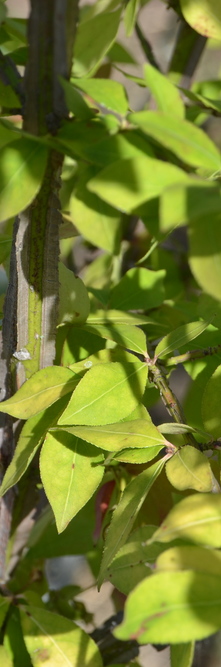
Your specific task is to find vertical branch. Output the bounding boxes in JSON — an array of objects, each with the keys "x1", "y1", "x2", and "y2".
[{"x1": 0, "y1": 0, "x2": 79, "y2": 581}]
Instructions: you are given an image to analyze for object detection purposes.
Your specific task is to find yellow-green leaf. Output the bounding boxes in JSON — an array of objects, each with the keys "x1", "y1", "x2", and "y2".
[
  {"x1": 58, "y1": 361, "x2": 148, "y2": 426},
  {"x1": 0, "y1": 138, "x2": 48, "y2": 223},
  {"x1": 40, "y1": 431, "x2": 104, "y2": 533},
  {"x1": 58, "y1": 262, "x2": 90, "y2": 325},
  {"x1": 57, "y1": 418, "x2": 166, "y2": 453},
  {"x1": 20, "y1": 606, "x2": 102, "y2": 667},
  {"x1": 166, "y1": 446, "x2": 213, "y2": 492},
  {"x1": 114, "y1": 571, "x2": 221, "y2": 643},
  {"x1": 180, "y1": 0, "x2": 221, "y2": 39},
  {"x1": 150, "y1": 493, "x2": 221, "y2": 547},
  {"x1": 0, "y1": 367, "x2": 78, "y2": 419}
]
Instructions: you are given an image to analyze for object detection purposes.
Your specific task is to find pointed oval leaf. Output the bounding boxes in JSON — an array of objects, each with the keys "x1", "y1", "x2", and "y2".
[
  {"x1": 0, "y1": 138, "x2": 48, "y2": 223},
  {"x1": 0, "y1": 367, "x2": 78, "y2": 419},
  {"x1": 128, "y1": 111, "x2": 221, "y2": 170},
  {"x1": 166, "y1": 446, "x2": 213, "y2": 492},
  {"x1": 20, "y1": 606, "x2": 102, "y2": 667},
  {"x1": 107, "y1": 525, "x2": 164, "y2": 595},
  {"x1": 114, "y1": 571, "x2": 221, "y2": 644},
  {"x1": 155, "y1": 321, "x2": 209, "y2": 358},
  {"x1": 180, "y1": 0, "x2": 221, "y2": 39},
  {"x1": 72, "y1": 9, "x2": 121, "y2": 77},
  {"x1": 83, "y1": 130, "x2": 154, "y2": 168},
  {"x1": 58, "y1": 362, "x2": 148, "y2": 426},
  {"x1": 71, "y1": 78, "x2": 128, "y2": 116},
  {"x1": 0, "y1": 395, "x2": 70, "y2": 497},
  {"x1": 58, "y1": 263, "x2": 90, "y2": 325},
  {"x1": 82, "y1": 323, "x2": 147, "y2": 355},
  {"x1": 189, "y1": 211, "x2": 221, "y2": 302},
  {"x1": 156, "y1": 545, "x2": 221, "y2": 577},
  {"x1": 110, "y1": 267, "x2": 165, "y2": 310},
  {"x1": 87, "y1": 155, "x2": 189, "y2": 214},
  {"x1": 202, "y1": 364, "x2": 221, "y2": 437},
  {"x1": 56, "y1": 418, "x2": 166, "y2": 453},
  {"x1": 150, "y1": 493, "x2": 221, "y2": 547},
  {"x1": 70, "y1": 185, "x2": 121, "y2": 254},
  {"x1": 98, "y1": 458, "x2": 165, "y2": 587},
  {"x1": 40, "y1": 432, "x2": 104, "y2": 533},
  {"x1": 144, "y1": 63, "x2": 184, "y2": 119}
]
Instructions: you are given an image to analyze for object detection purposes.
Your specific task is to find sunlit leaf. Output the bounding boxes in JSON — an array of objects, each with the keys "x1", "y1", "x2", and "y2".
[
  {"x1": 0, "y1": 138, "x2": 48, "y2": 223},
  {"x1": 87, "y1": 155, "x2": 189, "y2": 214},
  {"x1": 0, "y1": 367, "x2": 78, "y2": 419},
  {"x1": 150, "y1": 493, "x2": 221, "y2": 547},
  {"x1": 189, "y1": 211, "x2": 221, "y2": 302},
  {"x1": 202, "y1": 364, "x2": 221, "y2": 437},
  {"x1": 166, "y1": 446, "x2": 213, "y2": 492},
  {"x1": 0, "y1": 395, "x2": 70, "y2": 497},
  {"x1": 180, "y1": 0, "x2": 221, "y2": 39},
  {"x1": 156, "y1": 545, "x2": 221, "y2": 576},
  {"x1": 114, "y1": 570, "x2": 221, "y2": 643},
  {"x1": 40, "y1": 431, "x2": 104, "y2": 532},
  {"x1": 82, "y1": 322, "x2": 147, "y2": 354},
  {"x1": 72, "y1": 9, "x2": 122, "y2": 77},
  {"x1": 110, "y1": 267, "x2": 165, "y2": 310},
  {"x1": 144, "y1": 63, "x2": 184, "y2": 118},
  {"x1": 20, "y1": 606, "x2": 102, "y2": 666},
  {"x1": 57, "y1": 418, "x2": 166, "y2": 453},
  {"x1": 128, "y1": 111, "x2": 220, "y2": 170},
  {"x1": 155, "y1": 321, "x2": 209, "y2": 358},
  {"x1": 58, "y1": 361, "x2": 148, "y2": 426},
  {"x1": 71, "y1": 77, "x2": 128, "y2": 116},
  {"x1": 58, "y1": 262, "x2": 90, "y2": 325}
]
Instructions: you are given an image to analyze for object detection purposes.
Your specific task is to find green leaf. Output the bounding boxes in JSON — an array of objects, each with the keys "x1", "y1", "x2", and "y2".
[
  {"x1": 59, "y1": 78, "x2": 93, "y2": 120},
  {"x1": 82, "y1": 322, "x2": 147, "y2": 354},
  {"x1": 171, "y1": 643, "x2": 195, "y2": 667},
  {"x1": 0, "y1": 367, "x2": 78, "y2": 419},
  {"x1": 114, "y1": 570, "x2": 221, "y2": 643},
  {"x1": 4, "y1": 607, "x2": 32, "y2": 667},
  {"x1": 155, "y1": 321, "x2": 209, "y2": 358},
  {"x1": 160, "y1": 181, "x2": 221, "y2": 232},
  {"x1": 56, "y1": 418, "x2": 166, "y2": 455},
  {"x1": 144, "y1": 63, "x2": 184, "y2": 118},
  {"x1": 0, "y1": 646, "x2": 13, "y2": 667},
  {"x1": 166, "y1": 446, "x2": 213, "y2": 492},
  {"x1": 0, "y1": 395, "x2": 70, "y2": 497},
  {"x1": 0, "y1": 79, "x2": 20, "y2": 109},
  {"x1": 107, "y1": 525, "x2": 164, "y2": 594},
  {"x1": 0, "y1": 138, "x2": 48, "y2": 223},
  {"x1": 82, "y1": 130, "x2": 154, "y2": 168},
  {"x1": 124, "y1": 0, "x2": 139, "y2": 36},
  {"x1": 98, "y1": 458, "x2": 165, "y2": 587},
  {"x1": 189, "y1": 211, "x2": 221, "y2": 302},
  {"x1": 150, "y1": 493, "x2": 221, "y2": 547},
  {"x1": 180, "y1": 0, "x2": 221, "y2": 39},
  {"x1": 110, "y1": 267, "x2": 165, "y2": 310},
  {"x1": 87, "y1": 155, "x2": 189, "y2": 213},
  {"x1": 20, "y1": 606, "x2": 102, "y2": 667},
  {"x1": 158, "y1": 423, "x2": 210, "y2": 438},
  {"x1": 58, "y1": 262, "x2": 90, "y2": 325},
  {"x1": 0, "y1": 234, "x2": 11, "y2": 263},
  {"x1": 0, "y1": 119, "x2": 20, "y2": 149},
  {"x1": 71, "y1": 78, "x2": 129, "y2": 116},
  {"x1": 128, "y1": 111, "x2": 221, "y2": 170},
  {"x1": 40, "y1": 431, "x2": 104, "y2": 533},
  {"x1": 72, "y1": 8, "x2": 122, "y2": 77},
  {"x1": 70, "y1": 169, "x2": 122, "y2": 254},
  {"x1": 108, "y1": 40, "x2": 136, "y2": 64},
  {"x1": 0, "y1": 596, "x2": 10, "y2": 628},
  {"x1": 58, "y1": 361, "x2": 148, "y2": 426},
  {"x1": 202, "y1": 364, "x2": 221, "y2": 437},
  {"x1": 87, "y1": 309, "x2": 155, "y2": 325},
  {"x1": 156, "y1": 545, "x2": 221, "y2": 576}
]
